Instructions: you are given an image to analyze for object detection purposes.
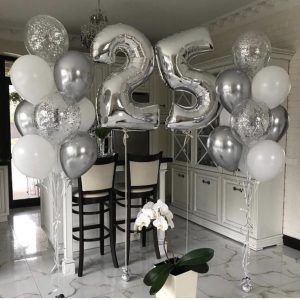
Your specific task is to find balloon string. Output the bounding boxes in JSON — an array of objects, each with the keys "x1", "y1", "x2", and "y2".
[
  {"x1": 183, "y1": 130, "x2": 192, "y2": 253},
  {"x1": 122, "y1": 129, "x2": 129, "y2": 273}
]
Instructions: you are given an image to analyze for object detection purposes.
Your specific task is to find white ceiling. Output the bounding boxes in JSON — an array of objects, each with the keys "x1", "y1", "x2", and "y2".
[{"x1": 0, "y1": 0, "x2": 255, "y2": 42}]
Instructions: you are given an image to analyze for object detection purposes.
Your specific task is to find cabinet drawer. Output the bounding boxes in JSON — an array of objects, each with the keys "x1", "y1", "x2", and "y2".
[
  {"x1": 222, "y1": 178, "x2": 247, "y2": 230},
  {"x1": 172, "y1": 168, "x2": 188, "y2": 210},
  {"x1": 193, "y1": 172, "x2": 219, "y2": 221}
]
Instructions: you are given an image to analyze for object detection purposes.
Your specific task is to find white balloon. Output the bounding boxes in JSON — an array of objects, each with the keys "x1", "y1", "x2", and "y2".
[
  {"x1": 12, "y1": 135, "x2": 56, "y2": 179},
  {"x1": 10, "y1": 55, "x2": 55, "y2": 105},
  {"x1": 252, "y1": 66, "x2": 291, "y2": 109},
  {"x1": 246, "y1": 140, "x2": 285, "y2": 182},
  {"x1": 78, "y1": 97, "x2": 96, "y2": 132},
  {"x1": 219, "y1": 108, "x2": 231, "y2": 126}
]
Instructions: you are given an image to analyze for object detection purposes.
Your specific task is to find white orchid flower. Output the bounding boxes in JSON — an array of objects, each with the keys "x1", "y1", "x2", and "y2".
[
  {"x1": 143, "y1": 201, "x2": 154, "y2": 210},
  {"x1": 165, "y1": 211, "x2": 174, "y2": 229},
  {"x1": 134, "y1": 213, "x2": 151, "y2": 231},
  {"x1": 153, "y1": 199, "x2": 170, "y2": 216},
  {"x1": 153, "y1": 215, "x2": 169, "y2": 231},
  {"x1": 142, "y1": 208, "x2": 155, "y2": 219}
]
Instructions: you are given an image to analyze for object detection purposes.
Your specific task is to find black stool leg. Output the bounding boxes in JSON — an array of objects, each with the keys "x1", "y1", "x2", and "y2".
[
  {"x1": 153, "y1": 227, "x2": 161, "y2": 259},
  {"x1": 100, "y1": 201, "x2": 104, "y2": 255},
  {"x1": 78, "y1": 196, "x2": 84, "y2": 277},
  {"x1": 126, "y1": 196, "x2": 131, "y2": 266},
  {"x1": 109, "y1": 192, "x2": 119, "y2": 268},
  {"x1": 141, "y1": 197, "x2": 147, "y2": 247}
]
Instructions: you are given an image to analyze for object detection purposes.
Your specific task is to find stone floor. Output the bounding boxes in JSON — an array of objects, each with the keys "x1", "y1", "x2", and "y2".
[{"x1": 1, "y1": 206, "x2": 300, "y2": 297}]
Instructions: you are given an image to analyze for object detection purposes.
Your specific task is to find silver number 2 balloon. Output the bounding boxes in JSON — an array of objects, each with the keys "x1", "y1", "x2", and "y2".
[
  {"x1": 92, "y1": 23, "x2": 159, "y2": 130},
  {"x1": 155, "y1": 27, "x2": 219, "y2": 130}
]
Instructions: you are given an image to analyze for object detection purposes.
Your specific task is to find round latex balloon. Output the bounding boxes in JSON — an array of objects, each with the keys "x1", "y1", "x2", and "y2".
[
  {"x1": 10, "y1": 55, "x2": 55, "y2": 105},
  {"x1": 54, "y1": 51, "x2": 94, "y2": 103},
  {"x1": 12, "y1": 134, "x2": 55, "y2": 179},
  {"x1": 216, "y1": 68, "x2": 251, "y2": 113},
  {"x1": 266, "y1": 106, "x2": 289, "y2": 142},
  {"x1": 230, "y1": 99, "x2": 271, "y2": 145},
  {"x1": 252, "y1": 66, "x2": 291, "y2": 109},
  {"x1": 232, "y1": 31, "x2": 271, "y2": 78},
  {"x1": 247, "y1": 140, "x2": 285, "y2": 182},
  {"x1": 78, "y1": 97, "x2": 96, "y2": 132},
  {"x1": 25, "y1": 15, "x2": 69, "y2": 65}
]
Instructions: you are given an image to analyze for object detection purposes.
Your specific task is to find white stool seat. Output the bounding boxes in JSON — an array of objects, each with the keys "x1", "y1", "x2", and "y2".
[
  {"x1": 114, "y1": 182, "x2": 153, "y2": 193},
  {"x1": 73, "y1": 191, "x2": 109, "y2": 198}
]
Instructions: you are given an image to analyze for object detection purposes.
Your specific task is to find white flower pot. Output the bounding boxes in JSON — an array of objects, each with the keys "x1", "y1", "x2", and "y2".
[{"x1": 156, "y1": 270, "x2": 198, "y2": 298}]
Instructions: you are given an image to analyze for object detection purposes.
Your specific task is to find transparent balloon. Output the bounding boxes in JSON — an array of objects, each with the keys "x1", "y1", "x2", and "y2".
[
  {"x1": 35, "y1": 92, "x2": 81, "y2": 145},
  {"x1": 230, "y1": 99, "x2": 271, "y2": 145},
  {"x1": 232, "y1": 31, "x2": 271, "y2": 78},
  {"x1": 25, "y1": 15, "x2": 69, "y2": 65}
]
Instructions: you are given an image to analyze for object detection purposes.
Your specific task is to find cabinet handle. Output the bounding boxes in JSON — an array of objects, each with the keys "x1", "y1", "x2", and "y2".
[
  {"x1": 159, "y1": 104, "x2": 166, "y2": 108},
  {"x1": 178, "y1": 173, "x2": 185, "y2": 178},
  {"x1": 233, "y1": 186, "x2": 243, "y2": 193},
  {"x1": 202, "y1": 179, "x2": 210, "y2": 185}
]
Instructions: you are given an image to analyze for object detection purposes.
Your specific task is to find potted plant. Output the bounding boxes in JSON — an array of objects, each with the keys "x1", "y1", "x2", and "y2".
[
  {"x1": 134, "y1": 200, "x2": 214, "y2": 298},
  {"x1": 95, "y1": 127, "x2": 112, "y2": 157}
]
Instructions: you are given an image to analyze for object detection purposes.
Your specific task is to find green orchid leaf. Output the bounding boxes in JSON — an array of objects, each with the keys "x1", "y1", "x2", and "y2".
[
  {"x1": 144, "y1": 263, "x2": 173, "y2": 286},
  {"x1": 187, "y1": 263, "x2": 209, "y2": 274},
  {"x1": 176, "y1": 248, "x2": 214, "y2": 267},
  {"x1": 149, "y1": 264, "x2": 175, "y2": 295}
]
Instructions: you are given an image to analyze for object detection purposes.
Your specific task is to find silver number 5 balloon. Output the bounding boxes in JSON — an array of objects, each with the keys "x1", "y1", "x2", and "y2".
[
  {"x1": 156, "y1": 27, "x2": 219, "y2": 130},
  {"x1": 92, "y1": 23, "x2": 159, "y2": 130}
]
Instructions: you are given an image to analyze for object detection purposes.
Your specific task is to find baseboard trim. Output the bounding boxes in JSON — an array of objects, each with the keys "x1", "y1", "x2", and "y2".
[{"x1": 283, "y1": 235, "x2": 300, "y2": 251}]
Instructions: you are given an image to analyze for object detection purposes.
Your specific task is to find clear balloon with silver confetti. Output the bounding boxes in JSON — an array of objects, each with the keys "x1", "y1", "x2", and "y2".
[
  {"x1": 25, "y1": 15, "x2": 69, "y2": 65},
  {"x1": 230, "y1": 99, "x2": 271, "y2": 145},
  {"x1": 34, "y1": 92, "x2": 80, "y2": 145}
]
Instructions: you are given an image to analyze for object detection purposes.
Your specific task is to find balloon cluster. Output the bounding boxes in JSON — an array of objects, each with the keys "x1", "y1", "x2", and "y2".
[
  {"x1": 207, "y1": 31, "x2": 290, "y2": 182},
  {"x1": 11, "y1": 15, "x2": 97, "y2": 180}
]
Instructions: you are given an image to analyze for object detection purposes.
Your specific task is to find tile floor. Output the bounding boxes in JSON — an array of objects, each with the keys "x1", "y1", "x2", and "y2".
[{"x1": 1, "y1": 207, "x2": 300, "y2": 297}]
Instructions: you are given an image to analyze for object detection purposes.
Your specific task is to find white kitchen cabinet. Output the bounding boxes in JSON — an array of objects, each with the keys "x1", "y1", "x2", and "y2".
[
  {"x1": 171, "y1": 48, "x2": 293, "y2": 250},
  {"x1": 0, "y1": 166, "x2": 9, "y2": 222}
]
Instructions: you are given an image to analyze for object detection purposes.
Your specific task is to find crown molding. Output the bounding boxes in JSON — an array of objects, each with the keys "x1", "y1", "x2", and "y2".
[{"x1": 205, "y1": 0, "x2": 300, "y2": 34}]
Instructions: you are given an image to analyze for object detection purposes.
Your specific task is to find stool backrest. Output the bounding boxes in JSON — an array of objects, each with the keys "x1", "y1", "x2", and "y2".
[
  {"x1": 80, "y1": 155, "x2": 118, "y2": 192},
  {"x1": 128, "y1": 152, "x2": 162, "y2": 188}
]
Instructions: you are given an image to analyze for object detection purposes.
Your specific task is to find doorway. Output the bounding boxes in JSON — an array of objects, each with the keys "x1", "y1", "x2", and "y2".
[{"x1": 0, "y1": 55, "x2": 40, "y2": 208}]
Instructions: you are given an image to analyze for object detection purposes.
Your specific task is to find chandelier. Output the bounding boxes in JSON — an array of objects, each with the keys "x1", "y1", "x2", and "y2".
[{"x1": 80, "y1": 0, "x2": 108, "y2": 49}]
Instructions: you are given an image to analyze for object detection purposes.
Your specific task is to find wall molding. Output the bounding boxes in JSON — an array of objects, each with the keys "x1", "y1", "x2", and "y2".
[{"x1": 205, "y1": 0, "x2": 300, "y2": 34}]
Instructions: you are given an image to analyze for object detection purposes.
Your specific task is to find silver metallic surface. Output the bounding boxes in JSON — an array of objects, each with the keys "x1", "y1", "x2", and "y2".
[
  {"x1": 266, "y1": 105, "x2": 289, "y2": 142},
  {"x1": 216, "y1": 68, "x2": 251, "y2": 113},
  {"x1": 34, "y1": 92, "x2": 80, "y2": 145},
  {"x1": 92, "y1": 23, "x2": 159, "y2": 130},
  {"x1": 207, "y1": 126, "x2": 242, "y2": 172},
  {"x1": 60, "y1": 132, "x2": 97, "y2": 179},
  {"x1": 14, "y1": 100, "x2": 38, "y2": 136},
  {"x1": 230, "y1": 99, "x2": 271, "y2": 145},
  {"x1": 232, "y1": 31, "x2": 271, "y2": 78},
  {"x1": 54, "y1": 51, "x2": 94, "y2": 103},
  {"x1": 25, "y1": 15, "x2": 69, "y2": 65},
  {"x1": 155, "y1": 27, "x2": 218, "y2": 130}
]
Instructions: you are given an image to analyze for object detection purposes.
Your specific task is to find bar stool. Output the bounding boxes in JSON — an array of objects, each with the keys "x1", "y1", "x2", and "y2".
[
  {"x1": 114, "y1": 152, "x2": 162, "y2": 265},
  {"x1": 72, "y1": 155, "x2": 119, "y2": 277}
]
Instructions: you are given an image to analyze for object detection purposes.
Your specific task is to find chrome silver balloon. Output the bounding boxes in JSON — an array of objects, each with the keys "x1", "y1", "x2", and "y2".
[
  {"x1": 230, "y1": 99, "x2": 271, "y2": 145},
  {"x1": 232, "y1": 31, "x2": 271, "y2": 78},
  {"x1": 35, "y1": 92, "x2": 80, "y2": 145},
  {"x1": 24, "y1": 15, "x2": 69, "y2": 65},
  {"x1": 14, "y1": 100, "x2": 38, "y2": 136},
  {"x1": 216, "y1": 68, "x2": 251, "y2": 113},
  {"x1": 155, "y1": 27, "x2": 219, "y2": 130},
  {"x1": 60, "y1": 132, "x2": 97, "y2": 179},
  {"x1": 207, "y1": 126, "x2": 243, "y2": 172},
  {"x1": 54, "y1": 51, "x2": 94, "y2": 103},
  {"x1": 92, "y1": 23, "x2": 159, "y2": 130},
  {"x1": 266, "y1": 106, "x2": 289, "y2": 142}
]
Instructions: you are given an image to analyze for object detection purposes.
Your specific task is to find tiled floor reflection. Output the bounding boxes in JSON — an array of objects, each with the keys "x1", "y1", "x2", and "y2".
[{"x1": 1, "y1": 207, "x2": 300, "y2": 297}]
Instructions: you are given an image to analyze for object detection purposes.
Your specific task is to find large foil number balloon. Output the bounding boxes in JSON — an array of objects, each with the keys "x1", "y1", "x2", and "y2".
[
  {"x1": 92, "y1": 23, "x2": 159, "y2": 130},
  {"x1": 155, "y1": 27, "x2": 219, "y2": 130}
]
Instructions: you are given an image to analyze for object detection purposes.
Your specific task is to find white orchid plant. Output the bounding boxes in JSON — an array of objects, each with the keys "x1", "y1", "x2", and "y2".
[{"x1": 134, "y1": 199, "x2": 174, "y2": 232}]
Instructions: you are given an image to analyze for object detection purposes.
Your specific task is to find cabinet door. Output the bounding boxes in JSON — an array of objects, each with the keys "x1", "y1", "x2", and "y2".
[
  {"x1": 222, "y1": 178, "x2": 247, "y2": 231},
  {"x1": 193, "y1": 171, "x2": 220, "y2": 222},
  {"x1": 172, "y1": 167, "x2": 189, "y2": 210}
]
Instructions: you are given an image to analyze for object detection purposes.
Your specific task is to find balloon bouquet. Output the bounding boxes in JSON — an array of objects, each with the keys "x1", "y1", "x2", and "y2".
[
  {"x1": 207, "y1": 31, "x2": 291, "y2": 292},
  {"x1": 11, "y1": 15, "x2": 97, "y2": 296}
]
